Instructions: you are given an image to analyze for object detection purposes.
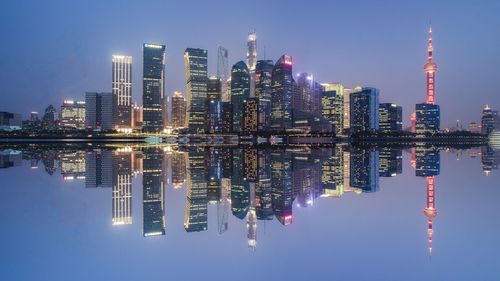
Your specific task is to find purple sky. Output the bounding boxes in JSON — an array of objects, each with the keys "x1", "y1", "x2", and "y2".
[{"x1": 1, "y1": 0, "x2": 499, "y2": 127}]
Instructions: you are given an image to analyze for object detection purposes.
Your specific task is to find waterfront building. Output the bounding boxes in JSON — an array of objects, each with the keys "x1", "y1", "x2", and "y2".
[
  {"x1": 112, "y1": 55, "x2": 132, "y2": 131},
  {"x1": 321, "y1": 82, "x2": 344, "y2": 135},
  {"x1": 255, "y1": 60, "x2": 274, "y2": 132},
  {"x1": 270, "y1": 55, "x2": 294, "y2": 132},
  {"x1": 231, "y1": 61, "x2": 250, "y2": 133},
  {"x1": 85, "y1": 92, "x2": 114, "y2": 131},
  {"x1": 142, "y1": 43, "x2": 166, "y2": 133},
  {"x1": 379, "y1": 103, "x2": 403, "y2": 132},
  {"x1": 349, "y1": 87, "x2": 380, "y2": 133},
  {"x1": 415, "y1": 103, "x2": 440, "y2": 133},
  {"x1": 247, "y1": 32, "x2": 257, "y2": 98},
  {"x1": 184, "y1": 48, "x2": 208, "y2": 134},
  {"x1": 243, "y1": 98, "x2": 258, "y2": 134},
  {"x1": 171, "y1": 91, "x2": 186, "y2": 129},
  {"x1": 378, "y1": 148, "x2": 403, "y2": 177},
  {"x1": 184, "y1": 148, "x2": 208, "y2": 232},
  {"x1": 221, "y1": 102, "x2": 233, "y2": 133},
  {"x1": 481, "y1": 105, "x2": 498, "y2": 135},
  {"x1": 59, "y1": 100, "x2": 86, "y2": 129},
  {"x1": 350, "y1": 148, "x2": 379, "y2": 193},
  {"x1": 142, "y1": 147, "x2": 165, "y2": 236}
]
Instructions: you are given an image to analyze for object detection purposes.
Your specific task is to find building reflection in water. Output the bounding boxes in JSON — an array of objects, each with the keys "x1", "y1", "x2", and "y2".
[{"x1": 6, "y1": 144, "x2": 500, "y2": 253}]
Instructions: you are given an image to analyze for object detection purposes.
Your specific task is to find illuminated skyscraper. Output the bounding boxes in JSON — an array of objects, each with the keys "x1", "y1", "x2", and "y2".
[
  {"x1": 247, "y1": 31, "x2": 257, "y2": 98},
  {"x1": 112, "y1": 55, "x2": 132, "y2": 130},
  {"x1": 271, "y1": 150, "x2": 293, "y2": 225},
  {"x1": 270, "y1": 55, "x2": 294, "y2": 132},
  {"x1": 85, "y1": 92, "x2": 114, "y2": 131},
  {"x1": 142, "y1": 147, "x2": 165, "y2": 236},
  {"x1": 112, "y1": 151, "x2": 132, "y2": 225},
  {"x1": 243, "y1": 98, "x2": 258, "y2": 134},
  {"x1": 378, "y1": 148, "x2": 403, "y2": 177},
  {"x1": 231, "y1": 61, "x2": 250, "y2": 133},
  {"x1": 321, "y1": 83, "x2": 344, "y2": 135},
  {"x1": 255, "y1": 60, "x2": 274, "y2": 132},
  {"x1": 184, "y1": 148, "x2": 208, "y2": 232},
  {"x1": 416, "y1": 26, "x2": 440, "y2": 133},
  {"x1": 343, "y1": 86, "x2": 361, "y2": 131},
  {"x1": 350, "y1": 87, "x2": 380, "y2": 133},
  {"x1": 295, "y1": 73, "x2": 322, "y2": 115},
  {"x1": 171, "y1": 91, "x2": 186, "y2": 129},
  {"x1": 59, "y1": 100, "x2": 86, "y2": 129},
  {"x1": 207, "y1": 76, "x2": 223, "y2": 133},
  {"x1": 184, "y1": 48, "x2": 208, "y2": 134},
  {"x1": 481, "y1": 105, "x2": 498, "y2": 135},
  {"x1": 142, "y1": 43, "x2": 166, "y2": 133},
  {"x1": 350, "y1": 148, "x2": 379, "y2": 193},
  {"x1": 171, "y1": 151, "x2": 187, "y2": 189},
  {"x1": 379, "y1": 103, "x2": 403, "y2": 132},
  {"x1": 217, "y1": 46, "x2": 230, "y2": 102}
]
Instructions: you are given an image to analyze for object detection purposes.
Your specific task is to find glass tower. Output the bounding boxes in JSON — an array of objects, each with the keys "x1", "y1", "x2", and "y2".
[
  {"x1": 112, "y1": 55, "x2": 132, "y2": 131},
  {"x1": 270, "y1": 55, "x2": 293, "y2": 132},
  {"x1": 184, "y1": 48, "x2": 208, "y2": 134},
  {"x1": 231, "y1": 61, "x2": 250, "y2": 133},
  {"x1": 142, "y1": 44, "x2": 166, "y2": 133}
]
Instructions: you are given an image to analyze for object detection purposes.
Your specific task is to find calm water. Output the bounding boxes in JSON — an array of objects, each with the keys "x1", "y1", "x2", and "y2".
[{"x1": 0, "y1": 145, "x2": 499, "y2": 280}]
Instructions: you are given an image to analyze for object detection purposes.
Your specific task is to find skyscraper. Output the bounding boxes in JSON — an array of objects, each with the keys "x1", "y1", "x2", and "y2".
[
  {"x1": 184, "y1": 48, "x2": 208, "y2": 134},
  {"x1": 270, "y1": 55, "x2": 294, "y2": 132},
  {"x1": 350, "y1": 147, "x2": 380, "y2": 193},
  {"x1": 142, "y1": 147, "x2": 165, "y2": 236},
  {"x1": 379, "y1": 103, "x2": 403, "y2": 132},
  {"x1": 171, "y1": 91, "x2": 186, "y2": 129},
  {"x1": 255, "y1": 60, "x2": 274, "y2": 132},
  {"x1": 85, "y1": 92, "x2": 114, "y2": 131},
  {"x1": 112, "y1": 151, "x2": 132, "y2": 225},
  {"x1": 112, "y1": 55, "x2": 132, "y2": 131},
  {"x1": 416, "y1": 26, "x2": 440, "y2": 133},
  {"x1": 142, "y1": 43, "x2": 166, "y2": 133},
  {"x1": 184, "y1": 148, "x2": 208, "y2": 232},
  {"x1": 59, "y1": 100, "x2": 86, "y2": 129},
  {"x1": 246, "y1": 31, "x2": 257, "y2": 98},
  {"x1": 349, "y1": 87, "x2": 380, "y2": 133},
  {"x1": 207, "y1": 76, "x2": 223, "y2": 133},
  {"x1": 243, "y1": 98, "x2": 258, "y2": 134},
  {"x1": 378, "y1": 148, "x2": 403, "y2": 177},
  {"x1": 321, "y1": 83, "x2": 344, "y2": 135},
  {"x1": 231, "y1": 61, "x2": 250, "y2": 133},
  {"x1": 481, "y1": 105, "x2": 498, "y2": 135},
  {"x1": 217, "y1": 46, "x2": 230, "y2": 102}
]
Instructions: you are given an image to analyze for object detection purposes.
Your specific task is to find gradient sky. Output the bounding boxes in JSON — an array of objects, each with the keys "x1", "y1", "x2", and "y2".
[{"x1": 1, "y1": 0, "x2": 499, "y2": 127}]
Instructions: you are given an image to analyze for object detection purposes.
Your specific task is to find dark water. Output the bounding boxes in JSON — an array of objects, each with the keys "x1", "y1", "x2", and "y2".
[{"x1": 0, "y1": 145, "x2": 499, "y2": 280}]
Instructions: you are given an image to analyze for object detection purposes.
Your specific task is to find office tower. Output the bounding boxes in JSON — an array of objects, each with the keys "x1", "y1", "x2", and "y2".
[
  {"x1": 85, "y1": 92, "x2": 114, "y2": 131},
  {"x1": 171, "y1": 91, "x2": 186, "y2": 129},
  {"x1": 256, "y1": 148, "x2": 273, "y2": 220},
  {"x1": 132, "y1": 103, "x2": 142, "y2": 129},
  {"x1": 0, "y1": 112, "x2": 22, "y2": 131},
  {"x1": 243, "y1": 98, "x2": 258, "y2": 134},
  {"x1": 416, "y1": 26, "x2": 440, "y2": 133},
  {"x1": 43, "y1": 105, "x2": 56, "y2": 122},
  {"x1": 206, "y1": 148, "x2": 222, "y2": 204},
  {"x1": 379, "y1": 103, "x2": 403, "y2": 132},
  {"x1": 207, "y1": 100, "x2": 223, "y2": 133},
  {"x1": 184, "y1": 48, "x2": 208, "y2": 134},
  {"x1": 60, "y1": 151, "x2": 86, "y2": 180},
  {"x1": 481, "y1": 146, "x2": 499, "y2": 175},
  {"x1": 231, "y1": 61, "x2": 250, "y2": 133},
  {"x1": 321, "y1": 83, "x2": 344, "y2": 135},
  {"x1": 171, "y1": 151, "x2": 187, "y2": 189},
  {"x1": 59, "y1": 100, "x2": 86, "y2": 129},
  {"x1": 321, "y1": 147, "x2": 344, "y2": 197},
  {"x1": 184, "y1": 147, "x2": 208, "y2": 232},
  {"x1": 378, "y1": 148, "x2": 403, "y2": 177},
  {"x1": 142, "y1": 147, "x2": 165, "y2": 236},
  {"x1": 349, "y1": 87, "x2": 380, "y2": 133},
  {"x1": 415, "y1": 103, "x2": 440, "y2": 133},
  {"x1": 217, "y1": 177, "x2": 231, "y2": 234},
  {"x1": 270, "y1": 55, "x2": 294, "y2": 132},
  {"x1": 30, "y1": 112, "x2": 38, "y2": 121},
  {"x1": 112, "y1": 151, "x2": 132, "y2": 225},
  {"x1": 350, "y1": 148, "x2": 380, "y2": 193},
  {"x1": 207, "y1": 76, "x2": 222, "y2": 101},
  {"x1": 271, "y1": 150, "x2": 293, "y2": 225},
  {"x1": 217, "y1": 46, "x2": 230, "y2": 102},
  {"x1": 481, "y1": 105, "x2": 498, "y2": 135},
  {"x1": 343, "y1": 86, "x2": 361, "y2": 131},
  {"x1": 112, "y1": 55, "x2": 132, "y2": 131},
  {"x1": 85, "y1": 150, "x2": 113, "y2": 188},
  {"x1": 142, "y1": 43, "x2": 166, "y2": 133},
  {"x1": 221, "y1": 102, "x2": 233, "y2": 133},
  {"x1": 295, "y1": 73, "x2": 322, "y2": 114},
  {"x1": 255, "y1": 60, "x2": 274, "y2": 132},
  {"x1": 231, "y1": 148, "x2": 250, "y2": 219},
  {"x1": 247, "y1": 31, "x2": 257, "y2": 98},
  {"x1": 207, "y1": 76, "x2": 222, "y2": 133}
]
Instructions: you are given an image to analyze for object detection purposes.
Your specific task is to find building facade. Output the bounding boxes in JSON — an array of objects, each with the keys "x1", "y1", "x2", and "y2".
[
  {"x1": 255, "y1": 60, "x2": 274, "y2": 132},
  {"x1": 85, "y1": 92, "x2": 114, "y2": 131},
  {"x1": 171, "y1": 91, "x2": 186, "y2": 129},
  {"x1": 415, "y1": 103, "x2": 440, "y2": 133},
  {"x1": 231, "y1": 61, "x2": 250, "y2": 133},
  {"x1": 378, "y1": 103, "x2": 403, "y2": 132},
  {"x1": 142, "y1": 43, "x2": 166, "y2": 133},
  {"x1": 270, "y1": 55, "x2": 294, "y2": 132},
  {"x1": 349, "y1": 87, "x2": 380, "y2": 133},
  {"x1": 321, "y1": 83, "x2": 344, "y2": 135},
  {"x1": 184, "y1": 48, "x2": 208, "y2": 134},
  {"x1": 112, "y1": 55, "x2": 132, "y2": 131},
  {"x1": 59, "y1": 100, "x2": 86, "y2": 129}
]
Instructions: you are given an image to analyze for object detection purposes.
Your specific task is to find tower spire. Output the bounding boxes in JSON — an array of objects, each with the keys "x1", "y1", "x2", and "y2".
[{"x1": 424, "y1": 25, "x2": 437, "y2": 104}]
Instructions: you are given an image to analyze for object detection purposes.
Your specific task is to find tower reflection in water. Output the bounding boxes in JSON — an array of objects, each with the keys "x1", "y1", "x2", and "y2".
[{"x1": 6, "y1": 144, "x2": 499, "y2": 253}]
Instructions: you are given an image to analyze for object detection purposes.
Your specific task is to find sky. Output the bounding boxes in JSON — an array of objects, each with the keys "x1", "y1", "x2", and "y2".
[{"x1": 1, "y1": 0, "x2": 499, "y2": 127}]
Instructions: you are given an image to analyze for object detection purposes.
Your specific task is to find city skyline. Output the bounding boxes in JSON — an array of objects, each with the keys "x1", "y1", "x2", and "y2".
[{"x1": 1, "y1": 1, "x2": 499, "y2": 127}]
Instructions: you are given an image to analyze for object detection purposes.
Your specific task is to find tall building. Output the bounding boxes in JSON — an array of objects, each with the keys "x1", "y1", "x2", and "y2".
[
  {"x1": 415, "y1": 103, "x2": 440, "y2": 133},
  {"x1": 481, "y1": 105, "x2": 498, "y2": 135},
  {"x1": 184, "y1": 148, "x2": 208, "y2": 232},
  {"x1": 59, "y1": 100, "x2": 86, "y2": 129},
  {"x1": 142, "y1": 147, "x2": 165, "y2": 236},
  {"x1": 343, "y1": 86, "x2": 361, "y2": 131},
  {"x1": 247, "y1": 32, "x2": 257, "y2": 98},
  {"x1": 231, "y1": 61, "x2": 250, "y2": 133},
  {"x1": 132, "y1": 104, "x2": 143, "y2": 129},
  {"x1": 207, "y1": 76, "x2": 222, "y2": 133},
  {"x1": 243, "y1": 98, "x2": 258, "y2": 134},
  {"x1": 350, "y1": 148, "x2": 379, "y2": 193},
  {"x1": 349, "y1": 87, "x2": 380, "y2": 133},
  {"x1": 85, "y1": 150, "x2": 113, "y2": 188},
  {"x1": 112, "y1": 151, "x2": 132, "y2": 225},
  {"x1": 321, "y1": 83, "x2": 344, "y2": 135},
  {"x1": 142, "y1": 43, "x2": 166, "y2": 133},
  {"x1": 207, "y1": 76, "x2": 222, "y2": 101},
  {"x1": 379, "y1": 103, "x2": 403, "y2": 132},
  {"x1": 255, "y1": 60, "x2": 274, "y2": 132},
  {"x1": 221, "y1": 102, "x2": 233, "y2": 133},
  {"x1": 378, "y1": 148, "x2": 403, "y2": 177},
  {"x1": 217, "y1": 46, "x2": 230, "y2": 102},
  {"x1": 416, "y1": 26, "x2": 440, "y2": 133},
  {"x1": 270, "y1": 55, "x2": 294, "y2": 132},
  {"x1": 85, "y1": 92, "x2": 114, "y2": 131},
  {"x1": 184, "y1": 48, "x2": 208, "y2": 134},
  {"x1": 295, "y1": 73, "x2": 322, "y2": 115},
  {"x1": 0, "y1": 112, "x2": 22, "y2": 131},
  {"x1": 171, "y1": 91, "x2": 186, "y2": 129},
  {"x1": 112, "y1": 55, "x2": 132, "y2": 131}
]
